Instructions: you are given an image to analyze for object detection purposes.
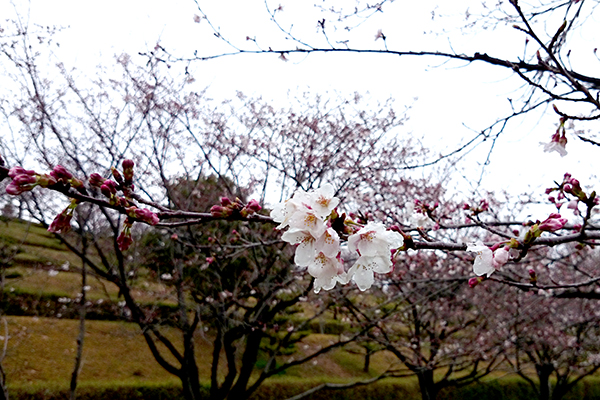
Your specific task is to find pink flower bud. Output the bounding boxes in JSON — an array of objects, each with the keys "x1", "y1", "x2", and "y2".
[
  {"x1": 89, "y1": 173, "x2": 106, "y2": 188},
  {"x1": 528, "y1": 269, "x2": 537, "y2": 283},
  {"x1": 50, "y1": 165, "x2": 73, "y2": 182},
  {"x1": 388, "y1": 225, "x2": 402, "y2": 233},
  {"x1": 538, "y1": 213, "x2": 567, "y2": 232},
  {"x1": 6, "y1": 174, "x2": 37, "y2": 195},
  {"x1": 100, "y1": 180, "x2": 118, "y2": 197},
  {"x1": 211, "y1": 205, "x2": 233, "y2": 218},
  {"x1": 122, "y1": 159, "x2": 135, "y2": 184},
  {"x1": 567, "y1": 199, "x2": 579, "y2": 210},
  {"x1": 111, "y1": 167, "x2": 124, "y2": 185},
  {"x1": 479, "y1": 199, "x2": 489, "y2": 211},
  {"x1": 220, "y1": 197, "x2": 232, "y2": 206},
  {"x1": 246, "y1": 199, "x2": 261, "y2": 213},
  {"x1": 468, "y1": 277, "x2": 481, "y2": 288},
  {"x1": 240, "y1": 199, "x2": 262, "y2": 217},
  {"x1": 48, "y1": 209, "x2": 73, "y2": 233},
  {"x1": 117, "y1": 223, "x2": 133, "y2": 251},
  {"x1": 8, "y1": 166, "x2": 35, "y2": 179},
  {"x1": 127, "y1": 207, "x2": 159, "y2": 225},
  {"x1": 569, "y1": 178, "x2": 580, "y2": 187}
]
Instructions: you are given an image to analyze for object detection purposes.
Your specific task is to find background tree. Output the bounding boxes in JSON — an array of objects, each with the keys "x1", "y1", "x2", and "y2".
[
  {"x1": 480, "y1": 246, "x2": 600, "y2": 400},
  {"x1": 342, "y1": 246, "x2": 502, "y2": 400}
]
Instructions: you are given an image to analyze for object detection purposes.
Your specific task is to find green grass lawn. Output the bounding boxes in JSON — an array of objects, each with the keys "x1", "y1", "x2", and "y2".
[{"x1": 0, "y1": 316, "x2": 399, "y2": 388}]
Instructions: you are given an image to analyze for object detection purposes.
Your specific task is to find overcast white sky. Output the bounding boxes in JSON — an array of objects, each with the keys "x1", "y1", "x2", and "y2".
[{"x1": 4, "y1": 0, "x2": 600, "y2": 205}]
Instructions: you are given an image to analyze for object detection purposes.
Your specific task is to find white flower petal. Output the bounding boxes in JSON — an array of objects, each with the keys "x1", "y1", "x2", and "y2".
[
  {"x1": 316, "y1": 228, "x2": 340, "y2": 258},
  {"x1": 350, "y1": 264, "x2": 375, "y2": 291},
  {"x1": 467, "y1": 241, "x2": 495, "y2": 277}
]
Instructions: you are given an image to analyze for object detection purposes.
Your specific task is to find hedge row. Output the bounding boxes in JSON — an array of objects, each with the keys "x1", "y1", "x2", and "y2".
[
  {"x1": 6, "y1": 378, "x2": 600, "y2": 400},
  {"x1": 1, "y1": 289, "x2": 351, "y2": 334},
  {"x1": 0, "y1": 289, "x2": 178, "y2": 323}
]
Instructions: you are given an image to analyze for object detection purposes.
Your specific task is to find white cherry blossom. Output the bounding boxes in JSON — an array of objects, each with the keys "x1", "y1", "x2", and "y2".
[
  {"x1": 466, "y1": 242, "x2": 495, "y2": 277},
  {"x1": 287, "y1": 209, "x2": 327, "y2": 238},
  {"x1": 308, "y1": 252, "x2": 348, "y2": 293},
  {"x1": 282, "y1": 227, "x2": 340, "y2": 266},
  {"x1": 308, "y1": 183, "x2": 340, "y2": 219},
  {"x1": 346, "y1": 222, "x2": 403, "y2": 291},
  {"x1": 348, "y1": 255, "x2": 394, "y2": 291},
  {"x1": 270, "y1": 189, "x2": 310, "y2": 229},
  {"x1": 347, "y1": 222, "x2": 403, "y2": 257}
]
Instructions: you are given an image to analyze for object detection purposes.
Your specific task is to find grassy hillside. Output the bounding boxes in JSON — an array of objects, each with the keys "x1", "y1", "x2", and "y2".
[{"x1": 2, "y1": 316, "x2": 397, "y2": 388}]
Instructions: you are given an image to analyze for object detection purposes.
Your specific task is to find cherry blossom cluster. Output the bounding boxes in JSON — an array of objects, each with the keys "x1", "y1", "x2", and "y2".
[{"x1": 271, "y1": 184, "x2": 403, "y2": 292}]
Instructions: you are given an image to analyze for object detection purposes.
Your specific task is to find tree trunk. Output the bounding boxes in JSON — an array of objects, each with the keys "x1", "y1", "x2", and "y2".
[
  {"x1": 180, "y1": 332, "x2": 203, "y2": 400},
  {"x1": 417, "y1": 369, "x2": 439, "y2": 400},
  {"x1": 180, "y1": 367, "x2": 203, "y2": 400},
  {"x1": 536, "y1": 363, "x2": 554, "y2": 400},
  {"x1": 226, "y1": 330, "x2": 264, "y2": 400},
  {"x1": 363, "y1": 351, "x2": 371, "y2": 373}
]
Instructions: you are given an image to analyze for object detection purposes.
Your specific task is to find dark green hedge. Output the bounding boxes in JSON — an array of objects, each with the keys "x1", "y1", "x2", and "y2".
[
  {"x1": 6, "y1": 378, "x2": 600, "y2": 400},
  {"x1": 8, "y1": 382, "x2": 187, "y2": 400},
  {"x1": 0, "y1": 289, "x2": 178, "y2": 323}
]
